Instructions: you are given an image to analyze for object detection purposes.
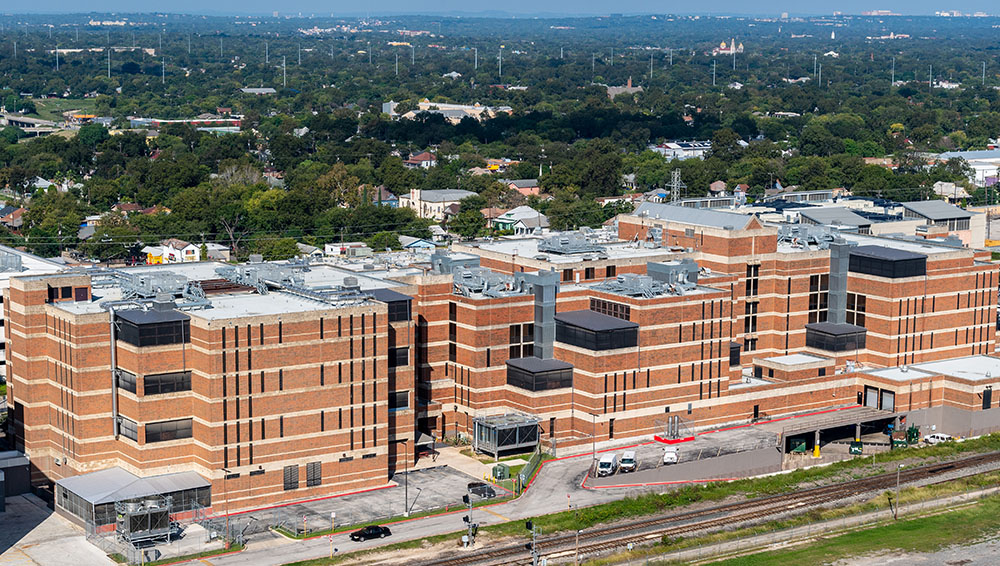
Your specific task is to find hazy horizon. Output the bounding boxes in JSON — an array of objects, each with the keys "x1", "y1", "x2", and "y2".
[{"x1": 4, "y1": 3, "x2": 998, "y2": 18}]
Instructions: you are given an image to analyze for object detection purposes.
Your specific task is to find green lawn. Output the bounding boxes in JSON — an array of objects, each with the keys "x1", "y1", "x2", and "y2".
[
  {"x1": 31, "y1": 98, "x2": 99, "y2": 122},
  {"x1": 710, "y1": 497, "x2": 1000, "y2": 566}
]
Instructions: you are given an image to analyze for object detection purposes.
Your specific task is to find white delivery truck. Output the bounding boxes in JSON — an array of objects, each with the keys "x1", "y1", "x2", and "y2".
[{"x1": 597, "y1": 453, "x2": 619, "y2": 476}]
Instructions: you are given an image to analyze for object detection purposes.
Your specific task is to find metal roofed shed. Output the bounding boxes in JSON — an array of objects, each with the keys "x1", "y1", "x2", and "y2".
[
  {"x1": 507, "y1": 357, "x2": 574, "y2": 392},
  {"x1": 472, "y1": 413, "x2": 540, "y2": 459},
  {"x1": 55, "y1": 467, "x2": 210, "y2": 527},
  {"x1": 849, "y1": 245, "x2": 926, "y2": 279},
  {"x1": 798, "y1": 208, "x2": 873, "y2": 230},
  {"x1": 900, "y1": 200, "x2": 972, "y2": 221},
  {"x1": 555, "y1": 310, "x2": 638, "y2": 351}
]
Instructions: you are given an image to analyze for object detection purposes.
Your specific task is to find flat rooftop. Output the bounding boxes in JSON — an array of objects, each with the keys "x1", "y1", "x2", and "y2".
[
  {"x1": 759, "y1": 353, "x2": 830, "y2": 366},
  {"x1": 470, "y1": 238, "x2": 678, "y2": 264},
  {"x1": 864, "y1": 366, "x2": 934, "y2": 382},
  {"x1": 910, "y1": 356, "x2": 1000, "y2": 382},
  {"x1": 776, "y1": 232, "x2": 967, "y2": 256}
]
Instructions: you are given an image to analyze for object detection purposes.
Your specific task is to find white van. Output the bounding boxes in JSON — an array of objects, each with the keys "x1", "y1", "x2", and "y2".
[
  {"x1": 619, "y1": 451, "x2": 638, "y2": 473},
  {"x1": 662, "y1": 447, "x2": 678, "y2": 465},
  {"x1": 597, "y1": 453, "x2": 619, "y2": 477},
  {"x1": 923, "y1": 433, "x2": 953, "y2": 445}
]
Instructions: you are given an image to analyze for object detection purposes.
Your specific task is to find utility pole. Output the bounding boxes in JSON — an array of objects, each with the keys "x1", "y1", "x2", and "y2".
[
  {"x1": 592, "y1": 53, "x2": 595, "y2": 76},
  {"x1": 283, "y1": 56, "x2": 286, "y2": 87},
  {"x1": 610, "y1": 46, "x2": 613, "y2": 66},
  {"x1": 649, "y1": 53, "x2": 653, "y2": 80},
  {"x1": 13, "y1": 41, "x2": 15, "y2": 60},
  {"x1": 891, "y1": 56, "x2": 895, "y2": 85},
  {"x1": 298, "y1": 43, "x2": 301, "y2": 65},
  {"x1": 560, "y1": 46, "x2": 563, "y2": 59},
  {"x1": 395, "y1": 53, "x2": 398, "y2": 76},
  {"x1": 818, "y1": 63, "x2": 822, "y2": 87},
  {"x1": 983, "y1": 61, "x2": 987, "y2": 86},
  {"x1": 814, "y1": 54, "x2": 817, "y2": 78},
  {"x1": 499, "y1": 45, "x2": 503, "y2": 77},
  {"x1": 669, "y1": 47, "x2": 672, "y2": 66},
  {"x1": 894, "y1": 464, "x2": 905, "y2": 520},
  {"x1": 220, "y1": 37, "x2": 223, "y2": 59},
  {"x1": 55, "y1": 45, "x2": 59, "y2": 71},
  {"x1": 368, "y1": 42, "x2": 371, "y2": 65},
  {"x1": 410, "y1": 44, "x2": 414, "y2": 65},
  {"x1": 161, "y1": 57, "x2": 165, "y2": 84},
  {"x1": 265, "y1": 40, "x2": 268, "y2": 64},
  {"x1": 712, "y1": 59, "x2": 716, "y2": 86},
  {"x1": 474, "y1": 47, "x2": 478, "y2": 70},
  {"x1": 107, "y1": 49, "x2": 111, "y2": 78},
  {"x1": 929, "y1": 64, "x2": 933, "y2": 93},
  {"x1": 187, "y1": 34, "x2": 191, "y2": 55}
]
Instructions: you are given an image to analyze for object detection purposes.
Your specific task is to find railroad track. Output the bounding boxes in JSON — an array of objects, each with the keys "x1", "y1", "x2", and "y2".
[{"x1": 417, "y1": 451, "x2": 1000, "y2": 566}]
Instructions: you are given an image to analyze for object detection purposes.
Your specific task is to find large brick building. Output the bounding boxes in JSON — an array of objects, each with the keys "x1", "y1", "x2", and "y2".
[{"x1": 6, "y1": 203, "x2": 1000, "y2": 520}]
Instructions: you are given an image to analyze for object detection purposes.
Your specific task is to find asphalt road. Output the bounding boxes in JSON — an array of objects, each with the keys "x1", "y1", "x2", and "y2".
[{"x1": 212, "y1": 447, "x2": 667, "y2": 566}]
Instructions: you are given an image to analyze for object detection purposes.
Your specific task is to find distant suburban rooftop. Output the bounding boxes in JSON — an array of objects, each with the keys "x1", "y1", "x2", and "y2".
[
  {"x1": 632, "y1": 202, "x2": 755, "y2": 230},
  {"x1": 900, "y1": 200, "x2": 972, "y2": 221},
  {"x1": 938, "y1": 149, "x2": 1000, "y2": 161},
  {"x1": 911, "y1": 355, "x2": 1000, "y2": 382},
  {"x1": 472, "y1": 237, "x2": 676, "y2": 264},
  {"x1": 411, "y1": 189, "x2": 477, "y2": 202}
]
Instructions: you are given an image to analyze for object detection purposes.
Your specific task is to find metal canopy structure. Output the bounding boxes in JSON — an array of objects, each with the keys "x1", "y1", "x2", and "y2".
[{"x1": 472, "y1": 413, "x2": 540, "y2": 458}]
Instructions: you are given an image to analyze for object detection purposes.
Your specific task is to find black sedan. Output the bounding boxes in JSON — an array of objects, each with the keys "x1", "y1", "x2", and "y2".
[
  {"x1": 349, "y1": 525, "x2": 392, "y2": 542},
  {"x1": 467, "y1": 481, "x2": 497, "y2": 499}
]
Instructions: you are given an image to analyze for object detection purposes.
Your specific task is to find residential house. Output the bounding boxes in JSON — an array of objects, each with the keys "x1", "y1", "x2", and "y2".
[
  {"x1": 323, "y1": 242, "x2": 373, "y2": 257},
  {"x1": 143, "y1": 238, "x2": 201, "y2": 264},
  {"x1": 399, "y1": 189, "x2": 477, "y2": 221},
  {"x1": 398, "y1": 235, "x2": 437, "y2": 249},
  {"x1": 296, "y1": 243, "x2": 324, "y2": 259},
  {"x1": 503, "y1": 179, "x2": 540, "y2": 197},
  {"x1": 932, "y1": 181, "x2": 971, "y2": 203},
  {"x1": 492, "y1": 206, "x2": 549, "y2": 235},
  {"x1": 361, "y1": 185, "x2": 399, "y2": 207},
  {"x1": 1, "y1": 207, "x2": 27, "y2": 229},
  {"x1": 709, "y1": 180, "x2": 728, "y2": 195},
  {"x1": 204, "y1": 243, "x2": 231, "y2": 262},
  {"x1": 649, "y1": 141, "x2": 713, "y2": 160},
  {"x1": 403, "y1": 151, "x2": 438, "y2": 169}
]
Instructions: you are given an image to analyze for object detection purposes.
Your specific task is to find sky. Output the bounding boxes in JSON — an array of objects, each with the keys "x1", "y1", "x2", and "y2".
[{"x1": 16, "y1": 1, "x2": 1000, "y2": 16}]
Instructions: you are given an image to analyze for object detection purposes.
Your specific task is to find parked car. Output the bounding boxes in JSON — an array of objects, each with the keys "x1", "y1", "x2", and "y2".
[
  {"x1": 923, "y1": 433, "x2": 953, "y2": 445},
  {"x1": 662, "y1": 447, "x2": 679, "y2": 465},
  {"x1": 468, "y1": 481, "x2": 497, "y2": 499},
  {"x1": 619, "y1": 450, "x2": 638, "y2": 473},
  {"x1": 350, "y1": 525, "x2": 391, "y2": 542},
  {"x1": 597, "y1": 453, "x2": 619, "y2": 477}
]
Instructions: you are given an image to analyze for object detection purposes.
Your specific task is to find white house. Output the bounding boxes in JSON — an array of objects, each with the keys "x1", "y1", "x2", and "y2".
[
  {"x1": 492, "y1": 206, "x2": 549, "y2": 235},
  {"x1": 398, "y1": 189, "x2": 477, "y2": 221}
]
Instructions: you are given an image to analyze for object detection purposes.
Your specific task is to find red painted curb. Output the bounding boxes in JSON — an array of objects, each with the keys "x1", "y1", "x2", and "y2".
[{"x1": 152, "y1": 547, "x2": 245, "y2": 566}]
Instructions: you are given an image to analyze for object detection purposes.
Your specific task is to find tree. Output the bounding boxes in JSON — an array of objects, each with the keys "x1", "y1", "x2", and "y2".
[
  {"x1": 316, "y1": 163, "x2": 361, "y2": 207},
  {"x1": 449, "y1": 210, "x2": 486, "y2": 239},
  {"x1": 368, "y1": 231, "x2": 400, "y2": 251},
  {"x1": 76, "y1": 124, "x2": 110, "y2": 148}
]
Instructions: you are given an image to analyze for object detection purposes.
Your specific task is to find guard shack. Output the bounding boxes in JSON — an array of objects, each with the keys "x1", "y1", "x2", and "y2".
[{"x1": 472, "y1": 413, "x2": 539, "y2": 460}]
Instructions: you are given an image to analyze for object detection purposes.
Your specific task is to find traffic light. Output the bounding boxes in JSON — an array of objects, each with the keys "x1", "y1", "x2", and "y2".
[
  {"x1": 462, "y1": 495, "x2": 470, "y2": 505},
  {"x1": 525, "y1": 543, "x2": 533, "y2": 551},
  {"x1": 463, "y1": 515, "x2": 470, "y2": 523},
  {"x1": 525, "y1": 520, "x2": 533, "y2": 531}
]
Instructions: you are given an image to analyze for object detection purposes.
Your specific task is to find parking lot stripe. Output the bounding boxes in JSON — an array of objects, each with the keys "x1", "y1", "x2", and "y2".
[{"x1": 481, "y1": 506, "x2": 511, "y2": 522}]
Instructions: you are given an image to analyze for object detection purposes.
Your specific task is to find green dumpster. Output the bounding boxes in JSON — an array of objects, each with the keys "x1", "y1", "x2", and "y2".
[
  {"x1": 849, "y1": 441, "x2": 864, "y2": 455},
  {"x1": 789, "y1": 438, "x2": 808, "y2": 454},
  {"x1": 492, "y1": 463, "x2": 510, "y2": 480}
]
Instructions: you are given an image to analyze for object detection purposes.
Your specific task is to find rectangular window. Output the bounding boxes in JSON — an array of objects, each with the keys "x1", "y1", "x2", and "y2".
[
  {"x1": 283, "y1": 464, "x2": 299, "y2": 491},
  {"x1": 387, "y1": 300, "x2": 411, "y2": 322},
  {"x1": 117, "y1": 370, "x2": 137, "y2": 394},
  {"x1": 306, "y1": 462, "x2": 322, "y2": 487},
  {"x1": 389, "y1": 390, "x2": 410, "y2": 411},
  {"x1": 562, "y1": 269, "x2": 574, "y2": 282},
  {"x1": 119, "y1": 417, "x2": 138, "y2": 441},
  {"x1": 606, "y1": 265, "x2": 617, "y2": 278},
  {"x1": 585, "y1": 267, "x2": 595, "y2": 280},
  {"x1": 145, "y1": 418, "x2": 193, "y2": 443},
  {"x1": 143, "y1": 371, "x2": 192, "y2": 395},
  {"x1": 590, "y1": 298, "x2": 631, "y2": 321},
  {"x1": 389, "y1": 347, "x2": 409, "y2": 368}
]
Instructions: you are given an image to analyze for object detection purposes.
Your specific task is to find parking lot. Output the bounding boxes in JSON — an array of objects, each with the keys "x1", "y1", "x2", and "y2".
[
  {"x1": 584, "y1": 426, "x2": 780, "y2": 487},
  {"x1": 237, "y1": 466, "x2": 493, "y2": 533}
]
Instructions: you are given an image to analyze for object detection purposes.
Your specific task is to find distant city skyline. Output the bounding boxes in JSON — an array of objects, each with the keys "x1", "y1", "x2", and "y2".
[{"x1": 8, "y1": 2, "x2": 999, "y2": 17}]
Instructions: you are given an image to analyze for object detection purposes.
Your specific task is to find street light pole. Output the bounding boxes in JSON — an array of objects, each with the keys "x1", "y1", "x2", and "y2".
[{"x1": 591, "y1": 413, "x2": 597, "y2": 473}]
